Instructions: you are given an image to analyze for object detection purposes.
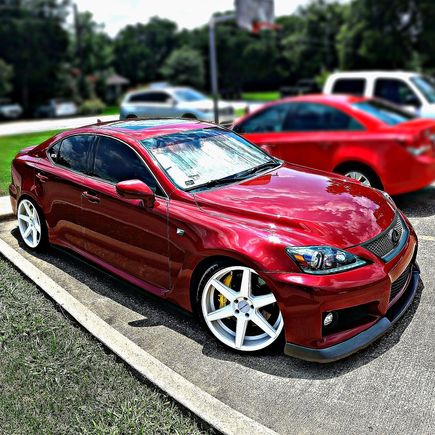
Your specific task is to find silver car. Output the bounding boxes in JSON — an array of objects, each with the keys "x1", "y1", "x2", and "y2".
[{"x1": 119, "y1": 86, "x2": 235, "y2": 124}]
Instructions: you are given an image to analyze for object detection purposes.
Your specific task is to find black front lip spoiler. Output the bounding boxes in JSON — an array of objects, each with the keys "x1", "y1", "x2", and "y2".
[{"x1": 284, "y1": 263, "x2": 420, "y2": 363}]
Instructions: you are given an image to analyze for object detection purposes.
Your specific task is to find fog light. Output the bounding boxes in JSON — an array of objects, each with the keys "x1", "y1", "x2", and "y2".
[{"x1": 323, "y1": 312, "x2": 335, "y2": 327}]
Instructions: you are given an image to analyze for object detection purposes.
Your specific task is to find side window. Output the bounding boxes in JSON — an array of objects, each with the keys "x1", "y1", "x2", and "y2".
[
  {"x1": 282, "y1": 103, "x2": 364, "y2": 132},
  {"x1": 128, "y1": 92, "x2": 170, "y2": 103},
  {"x1": 374, "y1": 79, "x2": 420, "y2": 106},
  {"x1": 331, "y1": 79, "x2": 366, "y2": 96},
  {"x1": 56, "y1": 135, "x2": 94, "y2": 173},
  {"x1": 93, "y1": 136, "x2": 164, "y2": 196},
  {"x1": 234, "y1": 104, "x2": 290, "y2": 133}
]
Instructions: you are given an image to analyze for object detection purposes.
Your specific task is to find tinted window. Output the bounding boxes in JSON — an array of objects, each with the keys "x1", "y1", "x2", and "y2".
[
  {"x1": 410, "y1": 76, "x2": 435, "y2": 103},
  {"x1": 353, "y1": 100, "x2": 415, "y2": 126},
  {"x1": 332, "y1": 79, "x2": 366, "y2": 96},
  {"x1": 128, "y1": 92, "x2": 169, "y2": 103},
  {"x1": 283, "y1": 103, "x2": 364, "y2": 131},
  {"x1": 56, "y1": 135, "x2": 94, "y2": 173},
  {"x1": 374, "y1": 79, "x2": 420, "y2": 106},
  {"x1": 234, "y1": 104, "x2": 289, "y2": 133},
  {"x1": 93, "y1": 136, "x2": 163, "y2": 195}
]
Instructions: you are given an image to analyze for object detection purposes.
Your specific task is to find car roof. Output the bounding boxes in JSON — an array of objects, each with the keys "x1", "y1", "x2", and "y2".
[
  {"x1": 126, "y1": 86, "x2": 194, "y2": 96},
  {"x1": 328, "y1": 71, "x2": 420, "y2": 80},
  {"x1": 280, "y1": 94, "x2": 366, "y2": 105},
  {"x1": 62, "y1": 118, "x2": 215, "y2": 141}
]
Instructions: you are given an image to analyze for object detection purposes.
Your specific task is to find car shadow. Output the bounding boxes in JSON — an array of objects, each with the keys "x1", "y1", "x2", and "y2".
[
  {"x1": 9, "y1": 227, "x2": 424, "y2": 381},
  {"x1": 394, "y1": 184, "x2": 435, "y2": 218}
]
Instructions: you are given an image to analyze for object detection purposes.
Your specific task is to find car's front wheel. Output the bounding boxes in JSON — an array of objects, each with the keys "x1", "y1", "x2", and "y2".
[
  {"x1": 17, "y1": 198, "x2": 47, "y2": 250},
  {"x1": 198, "y1": 263, "x2": 284, "y2": 352}
]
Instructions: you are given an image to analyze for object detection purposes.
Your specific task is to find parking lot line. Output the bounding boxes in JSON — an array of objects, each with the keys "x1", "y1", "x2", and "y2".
[{"x1": 419, "y1": 235, "x2": 435, "y2": 242}]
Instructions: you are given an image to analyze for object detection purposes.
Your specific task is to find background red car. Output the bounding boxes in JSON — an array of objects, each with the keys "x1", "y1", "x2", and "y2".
[{"x1": 233, "y1": 95, "x2": 435, "y2": 195}]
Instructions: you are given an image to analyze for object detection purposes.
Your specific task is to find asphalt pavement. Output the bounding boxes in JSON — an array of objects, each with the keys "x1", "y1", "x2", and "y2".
[{"x1": 0, "y1": 184, "x2": 434, "y2": 434}]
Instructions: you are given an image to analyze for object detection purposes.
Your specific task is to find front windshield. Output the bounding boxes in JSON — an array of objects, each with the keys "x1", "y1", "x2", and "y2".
[
  {"x1": 352, "y1": 100, "x2": 415, "y2": 125},
  {"x1": 141, "y1": 128, "x2": 276, "y2": 190},
  {"x1": 411, "y1": 76, "x2": 435, "y2": 103},
  {"x1": 173, "y1": 89, "x2": 207, "y2": 102}
]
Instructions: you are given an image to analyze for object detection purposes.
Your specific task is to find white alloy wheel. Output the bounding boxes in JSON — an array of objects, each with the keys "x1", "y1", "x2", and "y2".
[
  {"x1": 17, "y1": 199, "x2": 42, "y2": 249},
  {"x1": 344, "y1": 171, "x2": 371, "y2": 186},
  {"x1": 201, "y1": 266, "x2": 284, "y2": 352}
]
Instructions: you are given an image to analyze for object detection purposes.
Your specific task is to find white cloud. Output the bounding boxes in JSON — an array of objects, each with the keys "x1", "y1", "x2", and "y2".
[{"x1": 73, "y1": 0, "x2": 314, "y2": 36}]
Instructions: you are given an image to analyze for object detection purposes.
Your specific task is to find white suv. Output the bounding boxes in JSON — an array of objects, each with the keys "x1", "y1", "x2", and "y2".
[{"x1": 324, "y1": 71, "x2": 435, "y2": 118}]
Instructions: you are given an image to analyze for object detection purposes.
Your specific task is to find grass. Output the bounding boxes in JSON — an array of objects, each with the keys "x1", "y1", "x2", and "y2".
[
  {"x1": 0, "y1": 257, "x2": 210, "y2": 434},
  {"x1": 241, "y1": 91, "x2": 280, "y2": 102},
  {"x1": 0, "y1": 130, "x2": 63, "y2": 196},
  {"x1": 102, "y1": 105, "x2": 120, "y2": 116}
]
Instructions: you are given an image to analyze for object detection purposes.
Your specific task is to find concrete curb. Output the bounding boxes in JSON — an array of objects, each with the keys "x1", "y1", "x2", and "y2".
[
  {"x1": 0, "y1": 238, "x2": 277, "y2": 435},
  {"x1": 0, "y1": 196, "x2": 13, "y2": 221}
]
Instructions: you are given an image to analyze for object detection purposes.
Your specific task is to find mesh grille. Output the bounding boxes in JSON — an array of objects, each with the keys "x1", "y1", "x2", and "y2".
[
  {"x1": 390, "y1": 265, "x2": 412, "y2": 302},
  {"x1": 362, "y1": 214, "x2": 405, "y2": 259}
]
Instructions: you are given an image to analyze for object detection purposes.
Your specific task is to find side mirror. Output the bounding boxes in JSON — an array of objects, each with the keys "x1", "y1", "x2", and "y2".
[
  {"x1": 167, "y1": 97, "x2": 177, "y2": 107},
  {"x1": 116, "y1": 179, "x2": 155, "y2": 208}
]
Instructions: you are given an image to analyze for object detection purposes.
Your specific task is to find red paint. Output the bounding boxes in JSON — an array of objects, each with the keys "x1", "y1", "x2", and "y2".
[
  {"x1": 233, "y1": 94, "x2": 435, "y2": 195},
  {"x1": 9, "y1": 119, "x2": 418, "y2": 353}
]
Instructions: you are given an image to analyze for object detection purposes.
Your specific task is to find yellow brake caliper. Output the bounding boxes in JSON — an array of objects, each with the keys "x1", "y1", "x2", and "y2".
[{"x1": 218, "y1": 273, "x2": 232, "y2": 307}]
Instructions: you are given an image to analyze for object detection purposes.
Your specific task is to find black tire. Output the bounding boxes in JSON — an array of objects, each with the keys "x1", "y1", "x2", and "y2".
[{"x1": 17, "y1": 197, "x2": 48, "y2": 251}]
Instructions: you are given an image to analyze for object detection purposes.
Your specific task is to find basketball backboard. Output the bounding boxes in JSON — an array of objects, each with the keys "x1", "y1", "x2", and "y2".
[{"x1": 235, "y1": 0, "x2": 276, "y2": 32}]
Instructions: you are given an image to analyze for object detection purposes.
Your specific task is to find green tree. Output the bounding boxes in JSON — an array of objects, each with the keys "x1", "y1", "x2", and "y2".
[
  {"x1": 114, "y1": 17, "x2": 177, "y2": 85},
  {"x1": 336, "y1": 0, "x2": 417, "y2": 70},
  {"x1": 161, "y1": 46, "x2": 205, "y2": 88},
  {"x1": 0, "y1": 0, "x2": 70, "y2": 111},
  {"x1": 0, "y1": 59, "x2": 13, "y2": 96}
]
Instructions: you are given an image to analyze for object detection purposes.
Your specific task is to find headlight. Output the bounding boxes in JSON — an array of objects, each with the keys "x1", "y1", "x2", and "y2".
[{"x1": 286, "y1": 246, "x2": 367, "y2": 275}]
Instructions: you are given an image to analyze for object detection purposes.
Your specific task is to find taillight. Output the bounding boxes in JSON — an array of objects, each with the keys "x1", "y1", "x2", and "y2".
[{"x1": 404, "y1": 129, "x2": 433, "y2": 157}]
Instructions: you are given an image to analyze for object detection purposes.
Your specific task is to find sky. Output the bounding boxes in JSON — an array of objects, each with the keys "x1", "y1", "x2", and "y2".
[{"x1": 73, "y1": 0, "x2": 315, "y2": 36}]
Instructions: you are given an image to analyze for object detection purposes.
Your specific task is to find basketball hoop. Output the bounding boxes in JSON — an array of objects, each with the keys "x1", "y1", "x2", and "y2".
[{"x1": 235, "y1": 0, "x2": 276, "y2": 33}]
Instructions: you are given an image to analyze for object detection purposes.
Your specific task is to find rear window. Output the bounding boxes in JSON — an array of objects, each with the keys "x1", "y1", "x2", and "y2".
[
  {"x1": 352, "y1": 100, "x2": 415, "y2": 126},
  {"x1": 331, "y1": 79, "x2": 366, "y2": 96},
  {"x1": 52, "y1": 135, "x2": 94, "y2": 173}
]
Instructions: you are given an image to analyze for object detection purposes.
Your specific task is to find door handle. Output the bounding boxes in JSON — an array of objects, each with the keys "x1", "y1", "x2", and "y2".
[
  {"x1": 82, "y1": 191, "x2": 100, "y2": 204},
  {"x1": 36, "y1": 172, "x2": 49, "y2": 182}
]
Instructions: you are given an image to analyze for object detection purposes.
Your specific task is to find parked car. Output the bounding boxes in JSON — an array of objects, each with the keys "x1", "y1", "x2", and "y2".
[
  {"x1": 120, "y1": 86, "x2": 235, "y2": 124},
  {"x1": 232, "y1": 94, "x2": 435, "y2": 195},
  {"x1": 324, "y1": 71, "x2": 435, "y2": 118},
  {"x1": 10, "y1": 118, "x2": 420, "y2": 362},
  {"x1": 34, "y1": 99, "x2": 78, "y2": 118},
  {"x1": 0, "y1": 98, "x2": 23, "y2": 120}
]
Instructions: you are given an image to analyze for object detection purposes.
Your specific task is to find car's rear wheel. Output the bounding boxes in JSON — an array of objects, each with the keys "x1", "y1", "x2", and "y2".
[
  {"x1": 336, "y1": 165, "x2": 382, "y2": 189},
  {"x1": 343, "y1": 170, "x2": 372, "y2": 186},
  {"x1": 199, "y1": 263, "x2": 284, "y2": 352},
  {"x1": 17, "y1": 198, "x2": 47, "y2": 250}
]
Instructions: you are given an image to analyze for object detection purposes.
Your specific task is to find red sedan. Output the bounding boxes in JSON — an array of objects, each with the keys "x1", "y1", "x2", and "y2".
[
  {"x1": 233, "y1": 95, "x2": 435, "y2": 195},
  {"x1": 9, "y1": 119, "x2": 420, "y2": 362}
]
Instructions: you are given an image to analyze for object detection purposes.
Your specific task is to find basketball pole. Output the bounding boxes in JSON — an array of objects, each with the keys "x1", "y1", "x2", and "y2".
[{"x1": 208, "y1": 13, "x2": 235, "y2": 124}]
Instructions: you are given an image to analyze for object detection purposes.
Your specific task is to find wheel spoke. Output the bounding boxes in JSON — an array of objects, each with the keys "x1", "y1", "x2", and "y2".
[
  {"x1": 239, "y1": 269, "x2": 251, "y2": 298},
  {"x1": 251, "y1": 311, "x2": 278, "y2": 338},
  {"x1": 18, "y1": 214, "x2": 31, "y2": 223},
  {"x1": 33, "y1": 219, "x2": 41, "y2": 233},
  {"x1": 23, "y1": 226, "x2": 32, "y2": 238},
  {"x1": 23, "y1": 201, "x2": 32, "y2": 217},
  {"x1": 252, "y1": 293, "x2": 276, "y2": 309},
  {"x1": 207, "y1": 304, "x2": 233, "y2": 322},
  {"x1": 235, "y1": 317, "x2": 248, "y2": 349},
  {"x1": 210, "y1": 279, "x2": 237, "y2": 302},
  {"x1": 32, "y1": 227, "x2": 38, "y2": 244}
]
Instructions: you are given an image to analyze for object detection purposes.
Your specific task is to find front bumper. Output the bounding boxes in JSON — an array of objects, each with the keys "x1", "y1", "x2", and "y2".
[{"x1": 284, "y1": 263, "x2": 420, "y2": 363}]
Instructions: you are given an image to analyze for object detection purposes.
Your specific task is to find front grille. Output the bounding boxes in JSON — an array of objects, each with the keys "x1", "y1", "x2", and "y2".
[
  {"x1": 390, "y1": 265, "x2": 412, "y2": 302},
  {"x1": 362, "y1": 213, "x2": 406, "y2": 260}
]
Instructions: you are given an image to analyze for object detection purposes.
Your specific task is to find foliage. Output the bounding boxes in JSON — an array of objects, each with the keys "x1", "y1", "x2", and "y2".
[
  {"x1": 0, "y1": 0, "x2": 70, "y2": 111},
  {"x1": 113, "y1": 17, "x2": 178, "y2": 85},
  {"x1": 161, "y1": 46, "x2": 205, "y2": 88},
  {"x1": 0, "y1": 58, "x2": 13, "y2": 96},
  {"x1": 79, "y1": 98, "x2": 106, "y2": 115}
]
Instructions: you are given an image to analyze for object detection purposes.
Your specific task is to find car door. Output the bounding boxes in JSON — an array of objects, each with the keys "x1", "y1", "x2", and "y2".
[
  {"x1": 239, "y1": 102, "x2": 365, "y2": 171},
  {"x1": 130, "y1": 91, "x2": 174, "y2": 118},
  {"x1": 36, "y1": 134, "x2": 95, "y2": 249},
  {"x1": 80, "y1": 135, "x2": 170, "y2": 295}
]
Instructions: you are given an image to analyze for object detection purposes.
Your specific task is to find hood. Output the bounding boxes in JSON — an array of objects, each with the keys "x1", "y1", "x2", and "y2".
[{"x1": 194, "y1": 164, "x2": 395, "y2": 248}]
